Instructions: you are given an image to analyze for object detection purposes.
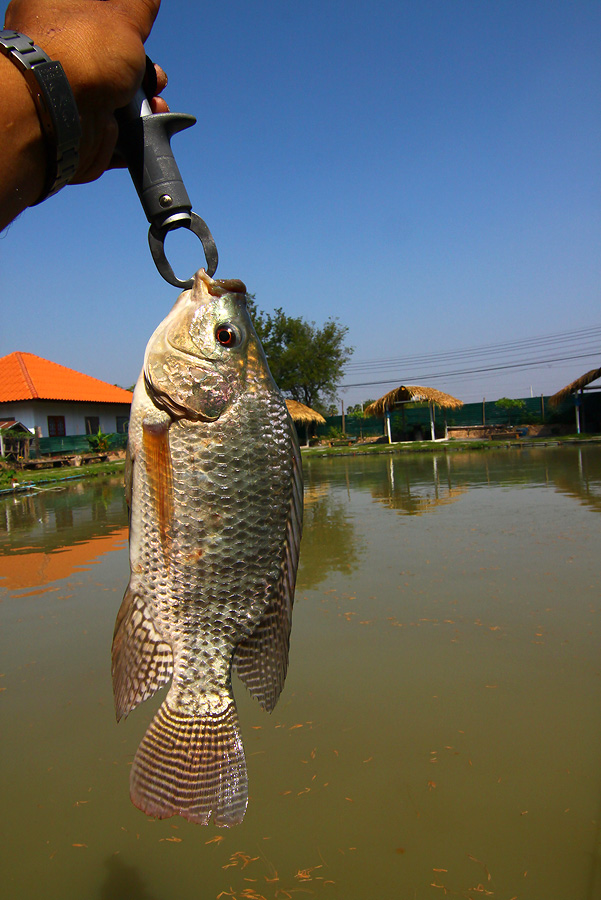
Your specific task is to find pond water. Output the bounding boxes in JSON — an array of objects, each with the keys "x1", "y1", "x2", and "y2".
[{"x1": 1, "y1": 446, "x2": 600, "y2": 900}]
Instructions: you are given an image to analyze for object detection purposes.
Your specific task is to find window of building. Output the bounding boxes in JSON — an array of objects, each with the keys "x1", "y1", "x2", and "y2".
[
  {"x1": 47, "y1": 416, "x2": 66, "y2": 437},
  {"x1": 85, "y1": 416, "x2": 100, "y2": 435},
  {"x1": 116, "y1": 416, "x2": 129, "y2": 434}
]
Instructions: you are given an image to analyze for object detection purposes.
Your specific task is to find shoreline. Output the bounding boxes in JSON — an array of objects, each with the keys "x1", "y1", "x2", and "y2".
[
  {"x1": 0, "y1": 458, "x2": 126, "y2": 493},
  {"x1": 302, "y1": 434, "x2": 601, "y2": 458},
  {"x1": 2, "y1": 434, "x2": 600, "y2": 491}
]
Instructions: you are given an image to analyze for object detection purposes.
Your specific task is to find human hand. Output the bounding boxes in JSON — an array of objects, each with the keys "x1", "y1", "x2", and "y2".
[{"x1": 4, "y1": 0, "x2": 168, "y2": 184}]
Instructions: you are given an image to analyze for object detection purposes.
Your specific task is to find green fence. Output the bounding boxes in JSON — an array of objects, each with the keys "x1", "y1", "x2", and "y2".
[
  {"x1": 35, "y1": 432, "x2": 128, "y2": 456},
  {"x1": 316, "y1": 393, "x2": 601, "y2": 441}
]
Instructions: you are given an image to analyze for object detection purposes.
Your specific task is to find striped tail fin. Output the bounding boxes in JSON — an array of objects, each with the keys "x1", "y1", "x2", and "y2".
[{"x1": 129, "y1": 700, "x2": 248, "y2": 826}]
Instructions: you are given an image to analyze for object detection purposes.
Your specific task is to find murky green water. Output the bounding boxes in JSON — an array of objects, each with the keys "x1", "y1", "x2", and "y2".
[{"x1": 1, "y1": 446, "x2": 600, "y2": 900}]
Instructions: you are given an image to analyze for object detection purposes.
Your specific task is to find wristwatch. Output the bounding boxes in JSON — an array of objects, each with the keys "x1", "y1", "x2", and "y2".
[{"x1": 0, "y1": 29, "x2": 81, "y2": 202}]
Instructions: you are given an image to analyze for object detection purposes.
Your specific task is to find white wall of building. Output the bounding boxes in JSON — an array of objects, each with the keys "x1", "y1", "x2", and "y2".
[{"x1": 0, "y1": 401, "x2": 131, "y2": 436}]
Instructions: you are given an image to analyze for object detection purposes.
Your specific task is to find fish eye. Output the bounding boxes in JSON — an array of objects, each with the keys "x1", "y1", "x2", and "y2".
[{"x1": 215, "y1": 323, "x2": 240, "y2": 348}]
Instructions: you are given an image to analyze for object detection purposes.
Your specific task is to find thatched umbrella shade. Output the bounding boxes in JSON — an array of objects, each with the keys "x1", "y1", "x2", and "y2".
[
  {"x1": 364, "y1": 385, "x2": 463, "y2": 442},
  {"x1": 285, "y1": 399, "x2": 326, "y2": 446},
  {"x1": 548, "y1": 366, "x2": 601, "y2": 434}
]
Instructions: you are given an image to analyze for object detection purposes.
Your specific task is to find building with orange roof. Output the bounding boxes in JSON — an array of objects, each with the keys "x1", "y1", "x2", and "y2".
[{"x1": 0, "y1": 351, "x2": 133, "y2": 438}]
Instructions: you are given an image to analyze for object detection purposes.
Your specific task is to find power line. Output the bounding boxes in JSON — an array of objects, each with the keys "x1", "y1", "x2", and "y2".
[
  {"x1": 341, "y1": 323, "x2": 601, "y2": 393},
  {"x1": 344, "y1": 323, "x2": 601, "y2": 375},
  {"x1": 342, "y1": 349, "x2": 600, "y2": 389}
]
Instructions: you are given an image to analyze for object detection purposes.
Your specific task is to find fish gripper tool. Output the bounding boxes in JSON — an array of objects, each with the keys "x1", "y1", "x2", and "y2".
[{"x1": 115, "y1": 88, "x2": 218, "y2": 289}]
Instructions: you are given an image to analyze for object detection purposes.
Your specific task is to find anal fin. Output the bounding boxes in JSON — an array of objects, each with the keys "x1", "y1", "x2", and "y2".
[
  {"x1": 112, "y1": 587, "x2": 173, "y2": 720},
  {"x1": 233, "y1": 594, "x2": 292, "y2": 713},
  {"x1": 130, "y1": 700, "x2": 248, "y2": 826},
  {"x1": 233, "y1": 433, "x2": 302, "y2": 713}
]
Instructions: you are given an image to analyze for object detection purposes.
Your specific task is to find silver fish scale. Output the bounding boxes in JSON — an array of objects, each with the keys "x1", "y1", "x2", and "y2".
[{"x1": 142, "y1": 392, "x2": 292, "y2": 705}]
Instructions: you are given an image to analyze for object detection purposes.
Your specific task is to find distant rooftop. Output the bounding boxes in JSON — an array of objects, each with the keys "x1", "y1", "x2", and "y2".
[{"x1": 0, "y1": 352, "x2": 133, "y2": 404}]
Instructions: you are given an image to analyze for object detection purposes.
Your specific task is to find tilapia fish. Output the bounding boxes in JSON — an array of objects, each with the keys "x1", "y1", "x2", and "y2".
[{"x1": 112, "y1": 269, "x2": 303, "y2": 826}]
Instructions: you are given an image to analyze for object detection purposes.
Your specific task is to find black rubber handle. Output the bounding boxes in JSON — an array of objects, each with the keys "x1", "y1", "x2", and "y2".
[
  {"x1": 115, "y1": 91, "x2": 219, "y2": 285},
  {"x1": 115, "y1": 92, "x2": 196, "y2": 232}
]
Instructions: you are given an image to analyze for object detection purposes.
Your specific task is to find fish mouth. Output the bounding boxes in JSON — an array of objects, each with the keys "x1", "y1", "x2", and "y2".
[
  {"x1": 164, "y1": 269, "x2": 250, "y2": 364},
  {"x1": 192, "y1": 269, "x2": 247, "y2": 301}
]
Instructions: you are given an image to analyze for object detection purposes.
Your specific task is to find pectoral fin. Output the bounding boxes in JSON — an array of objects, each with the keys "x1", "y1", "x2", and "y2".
[
  {"x1": 112, "y1": 587, "x2": 174, "y2": 720},
  {"x1": 142, "y1": 419, "x2": 174, "y2": 554}
]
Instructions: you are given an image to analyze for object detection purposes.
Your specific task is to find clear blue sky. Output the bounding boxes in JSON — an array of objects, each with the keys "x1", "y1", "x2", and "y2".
[{"x1": 1, "y1": 0, "x2": 599, "y2": 406}]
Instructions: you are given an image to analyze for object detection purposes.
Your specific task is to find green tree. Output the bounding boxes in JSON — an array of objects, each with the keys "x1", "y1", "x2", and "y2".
[
  {"x1": 346, "y1": 404, "x2": 363, "y2": 417},
  {"x1": 248, "y1": 300, "x2": 353, "y2": 412},
  {"x1": 346, "y1": 400, "x2": 375, "y2": 417},
  {"x1": 495, "y1": 397, "x2": 526, "y2": 425}
]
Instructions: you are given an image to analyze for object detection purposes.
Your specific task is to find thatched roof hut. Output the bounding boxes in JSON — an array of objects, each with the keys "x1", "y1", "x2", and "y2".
[
  {"x1": 364, "y1": 385, "x2": 463, "y2": 442},
  {"x1": 548, "y1": 366, "x2": 601, "y2": 434},
  {"x1": 285, "y1": 399, "x2": 326, "y2": 446},
  {"x1": 548, "y1": 367, "x2": 601, "y2": 407},
  {"x1": 285, "y1": 399, "x2": 326, "y2": 424},
  {"x1": 364, "y1": 385, "x2": 463, "y2": 417}
]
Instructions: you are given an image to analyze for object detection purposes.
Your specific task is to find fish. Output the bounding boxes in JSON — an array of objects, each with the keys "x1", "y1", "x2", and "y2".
[{"x1": 111, "y1": 269, "x2": 303, "y2": 826}]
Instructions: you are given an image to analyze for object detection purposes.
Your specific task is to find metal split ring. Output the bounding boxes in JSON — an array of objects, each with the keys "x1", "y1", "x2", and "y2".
[{"x1": 148, "y1": 213, "x2": 219, "y2": 289}]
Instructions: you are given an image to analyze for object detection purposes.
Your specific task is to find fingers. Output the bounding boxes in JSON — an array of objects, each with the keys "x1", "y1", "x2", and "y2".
[
  {"x1": 150, "y1": 96, "x2": 169, "y2": 114},
  {"x1": 142, "y1": 58, "x2": 168, "y2": 96},
  {"x1": 154, "y1": 64, "x2": 168, "y2": 94},
  {"x1": 142, "y1": 61, "x2": 169, "y2": 112}
]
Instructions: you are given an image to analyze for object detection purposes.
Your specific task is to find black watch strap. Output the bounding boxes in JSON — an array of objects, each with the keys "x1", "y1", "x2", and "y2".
[{"x1": 0, "y1": 29, "x2": 81, "y2": 203}]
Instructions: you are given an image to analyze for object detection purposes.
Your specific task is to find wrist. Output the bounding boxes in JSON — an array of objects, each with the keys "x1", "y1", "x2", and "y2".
[
  {"x1": 0, "y1": 29, "x2": 81, "y2": 204},
  {"x1": 0, "y1": 54, "x2": 46, "y2": 225}
]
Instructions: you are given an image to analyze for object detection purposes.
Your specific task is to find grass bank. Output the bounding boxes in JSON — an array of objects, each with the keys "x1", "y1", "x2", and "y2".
[
  {"x1": 1, "y1": 458, "x2": 126, "y2": 491},
  {"x1": 303, "y1": 434, "x2": 601, "y2": 458}
]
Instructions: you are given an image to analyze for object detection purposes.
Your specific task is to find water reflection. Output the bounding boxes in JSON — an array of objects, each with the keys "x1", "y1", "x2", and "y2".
[
  {"x1": 445, "y1": 445, "x2": 601, "y2": 508},
  {"x1": 303, "y1": 444, "x2": 601, "y2": 516},
  {"x1": 298, "y1": 481, "x2": 361, "y2": 588},
  {"x1": 548, "y1": 446, "x2": 601, "y2": 512},
  {"x1": 0, "y1": 475, "x2": 128, "y2": 591},
  {"x1": 1, "y1": 446, "x2": 601, "y2": 900},
  {"x1": 372, "y1": 455, "x2": 466, "y2": 513},
  {"x1": 303, "y1": 451, "x2": 473, "y2": 516},
  {"x1": 98, "y1": 857, "x2": 161, "y2": 900},
  {"x1": 295, "y1": 445, "x2": 601, "y2": 597},
  {"x1": 0, "y1": 476, "x2": 127, "y2": 550},
  {"x1": 0, "y1": 526, "x2": 128, "y2": 591}
]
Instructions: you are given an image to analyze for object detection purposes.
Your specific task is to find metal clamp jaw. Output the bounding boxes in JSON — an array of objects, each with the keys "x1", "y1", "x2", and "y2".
[{"x1": 115, "y1": 91, "x2": 218, "y2": 288}]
